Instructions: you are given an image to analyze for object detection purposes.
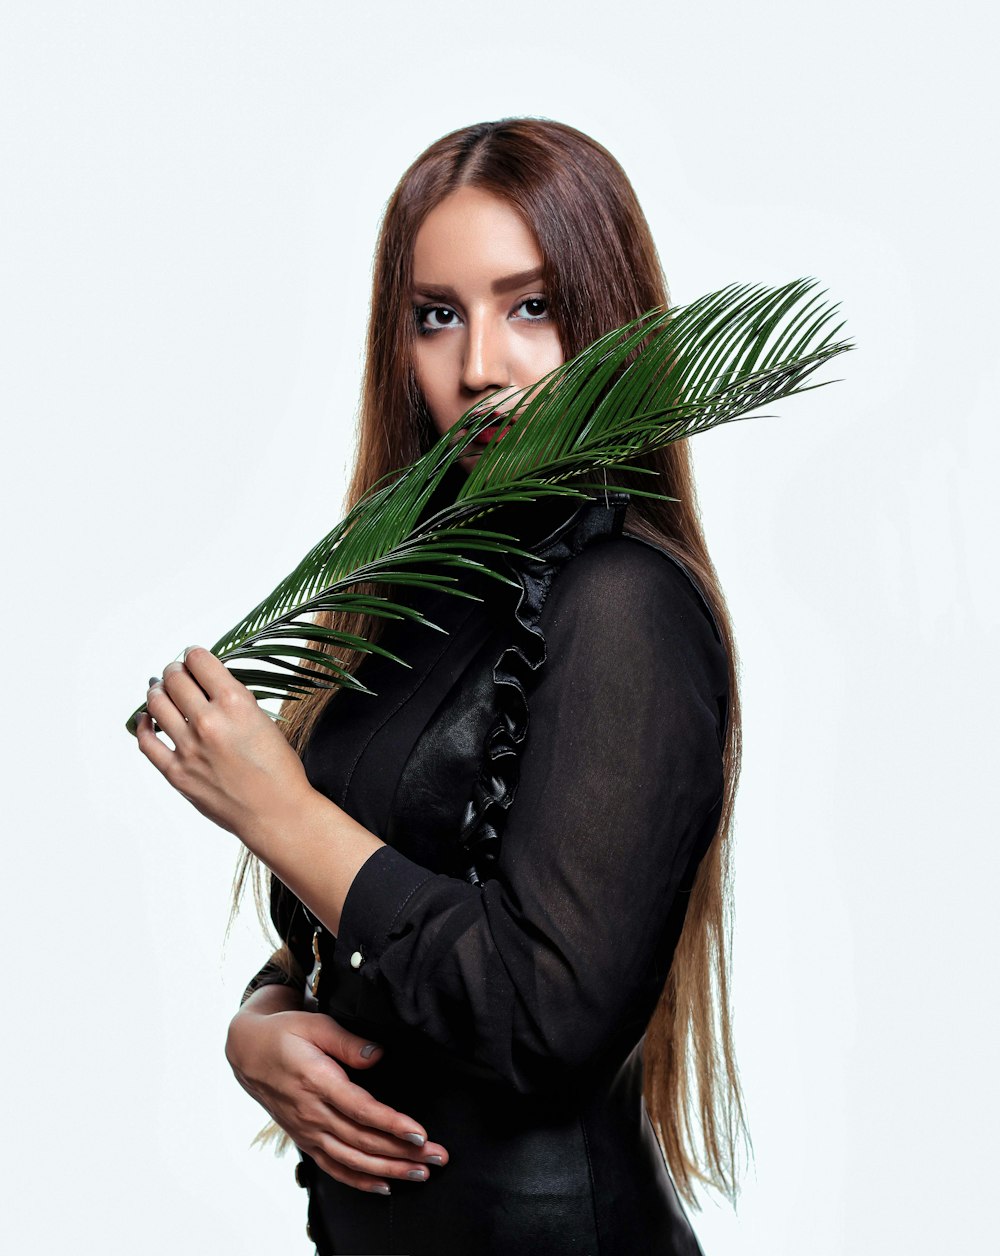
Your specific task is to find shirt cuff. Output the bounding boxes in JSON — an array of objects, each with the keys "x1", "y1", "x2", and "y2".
[
  {"x1": 337, "y1": 844, "x2": 437, "y2": 961},
  {"x1": 324, "y1": 845, "x2": 437, "y2": 1026}
]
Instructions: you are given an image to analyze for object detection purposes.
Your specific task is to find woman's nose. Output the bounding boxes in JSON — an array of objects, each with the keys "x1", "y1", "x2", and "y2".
[{"x1": 460, "y1": 316, "x2": 509, "y2": 396}]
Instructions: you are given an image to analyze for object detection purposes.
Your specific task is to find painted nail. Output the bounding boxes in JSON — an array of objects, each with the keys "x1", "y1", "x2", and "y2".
[
  {"x1": 403, "y1": 1131, "x2": 425, "y2": 1146},
  {"x1": 406, "y1": 1169, "x2": 428, "y2": 1181},
  {"x1": 425, "y1": 1155, "x2": 443, "y2": 1166},
  {"x1": 360, "y1": 1043, "x2": 380, "y2": 1059},
  {"x1": 372, "y1": 1183, "x2": 391, "y2": 1196},
  {"x1": 148, "y1": 677, "x2": 161, "y2": 687}
]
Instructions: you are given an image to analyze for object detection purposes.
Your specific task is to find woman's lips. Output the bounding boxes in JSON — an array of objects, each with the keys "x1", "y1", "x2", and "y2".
[
  {"x1": 471, "y1": 425, "x2": 513, "y2": 445},
  {"x1": 469, "y1": 412, "x2": 515, "y2": 445}
]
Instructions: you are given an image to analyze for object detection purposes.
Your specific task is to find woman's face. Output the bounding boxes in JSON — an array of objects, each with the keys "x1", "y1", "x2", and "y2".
[{"x1": 410, "y1": 185, "x2": 565, "y2": 474}]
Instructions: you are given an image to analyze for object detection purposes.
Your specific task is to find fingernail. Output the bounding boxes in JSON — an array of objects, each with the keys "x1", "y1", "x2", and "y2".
[
  {"x1": 425, "y1": 1154, "x2": 443, "y2": 1165},
  {"x1": 407, "y1": 1169, "x2": 428, "y2": 1181},
  {"x1": 183, "y1": 645, "x2": 200, "y2": 660},
  {"x1": 403, "y1": 1131, "x2": 425, "y2": 1146},
  {"x1": 360, "y1": 1043, "x2": 380, "y2": 1059},
  {"x1": 148, "y1": 676, "x2": 161, "y2": 687},
  {"x1": 372, "y1": 1182, "x2": 391, "y2": 1195}
]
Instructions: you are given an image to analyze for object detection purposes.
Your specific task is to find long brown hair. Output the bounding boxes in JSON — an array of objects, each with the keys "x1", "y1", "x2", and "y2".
[{"x1": 234, "y1": 117, "x2": 747, "y2": 1205}]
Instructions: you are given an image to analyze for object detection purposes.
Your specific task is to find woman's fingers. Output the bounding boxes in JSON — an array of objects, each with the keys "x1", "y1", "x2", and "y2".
[
  {"x1": 306, "y1": 1015, "x2": 386, "y2": 1073},
  {"x1": 311, "y1": 1130, "x2": 436, "y2": 1187},
  {"x1": 145, "y1": 681, "x2": 188, "y2": 747},
  {"x1": 182, "y1": 644, "x2": 244, "y2": 703},
  {"x1": 160, "y1": 660, "x2": 209, "y2": 722},
  {"x1": 318, "y1": 1102, "x2": 449, "y2": 1167},
  {"x1": 305, "y1": 1057, "x2": 431, "y2": 1149},
  {"x1": 134, "y1": 711, "x2": 173, "y2": 774},
  {"x1": 293, "y1": 1018, "x2": 448, "y2": 1162},
  {"x1": 138, "y1": 648, "x2": 245, "y2": 744},
  {"x1": 253, "y1": 1087, "x2": 446, "y2": 1191},
  {"x1": 301, "y1": 1143, "x2": 395, "y2": 1196}
]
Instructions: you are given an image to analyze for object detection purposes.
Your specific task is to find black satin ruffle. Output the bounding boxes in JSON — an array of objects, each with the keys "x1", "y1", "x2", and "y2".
[{"x1": 454, "y1": 487, "x2": 632, "y2": 884}]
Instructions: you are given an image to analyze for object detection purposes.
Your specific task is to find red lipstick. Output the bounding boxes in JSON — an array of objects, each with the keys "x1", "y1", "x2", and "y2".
[{"x1": 470, "y1": 411, "x2": 515, "y2": 445}]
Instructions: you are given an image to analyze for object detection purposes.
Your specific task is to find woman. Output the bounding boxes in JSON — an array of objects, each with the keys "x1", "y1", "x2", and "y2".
[{"x1": 137, "y1": 118, "x2": 745, "y2": 1255}]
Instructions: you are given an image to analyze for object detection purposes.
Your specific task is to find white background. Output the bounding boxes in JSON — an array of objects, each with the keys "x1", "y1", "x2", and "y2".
[{"x1": 1, "y1": 2, "x2": 996, "y2": 1252}]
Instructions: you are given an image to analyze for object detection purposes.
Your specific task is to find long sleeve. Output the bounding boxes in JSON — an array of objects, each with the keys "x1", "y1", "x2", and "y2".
[{"x1": 328, "y1": 536, "x2": 728, "y2": 1096}]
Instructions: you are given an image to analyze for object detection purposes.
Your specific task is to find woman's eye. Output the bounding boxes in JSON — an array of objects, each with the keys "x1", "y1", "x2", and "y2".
[
  {"x1": 415, "y1": 305, "x2": 460, "y2": 333},
  {"x1": 414, "y1": 298, "x2": 549, "y2": 334},
  {"x1": 514, "y1": 297, "x2": 549, "y2": 321}
]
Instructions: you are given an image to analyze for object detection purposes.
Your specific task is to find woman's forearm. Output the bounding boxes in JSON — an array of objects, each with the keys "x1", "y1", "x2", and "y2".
[
  {"x1": 136, "y1": 648, "x2": 386, "y2": 939},
  {"x1": 240, "y1": 784, "x2": 385, "y2": 939}
]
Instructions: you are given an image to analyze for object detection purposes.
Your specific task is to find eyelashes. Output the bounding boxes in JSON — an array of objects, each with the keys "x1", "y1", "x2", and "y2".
[
  {"x1": 413, "y1": 296, "x2": 551, "y2": 336},
  {"x1": 414, "y1": 305, "x2": 460, "y2": 334}
]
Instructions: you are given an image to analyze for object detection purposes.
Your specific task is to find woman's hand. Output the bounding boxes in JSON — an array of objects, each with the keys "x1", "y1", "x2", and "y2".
[
  {"x1": 135, "y1": 647, "x2": 312, "y2": 845},
  {"x1": 227, "y1": 986, "x2": 449, "y2": 1194}
]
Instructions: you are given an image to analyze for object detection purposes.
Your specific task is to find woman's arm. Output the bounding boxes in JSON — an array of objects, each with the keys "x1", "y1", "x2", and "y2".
[
  {"x1": 301, "y1": 540, "x2": 729, "y2": 1096},
  {"x1": 135, "y1": 689, "x2": 453, "y2": 1189},
  {"x1": 138, "y1": 537, "x2": 727, "y2": 1096}
]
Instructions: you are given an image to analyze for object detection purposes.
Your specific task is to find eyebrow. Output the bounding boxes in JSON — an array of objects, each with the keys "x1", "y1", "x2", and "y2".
[{"x1": 412, "y1": 267, "x2": 545, "y2": 299}]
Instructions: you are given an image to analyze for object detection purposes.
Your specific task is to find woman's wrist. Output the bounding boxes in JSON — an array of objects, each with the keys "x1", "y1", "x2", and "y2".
[
  {"x1": 234, "y1": 777, "x2": 325, "y2": 864},
  {"x1": 237, "y1": 982, "x2": 303, "y2": 1018},
  {"x1": 227, "y1": 983, "x2": 303, "y2": 1076}
]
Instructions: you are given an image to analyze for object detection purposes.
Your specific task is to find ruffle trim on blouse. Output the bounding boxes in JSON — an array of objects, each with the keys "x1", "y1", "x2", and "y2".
[{"x1": 455, "y1": 489, "x2": 632, "y2": 886}]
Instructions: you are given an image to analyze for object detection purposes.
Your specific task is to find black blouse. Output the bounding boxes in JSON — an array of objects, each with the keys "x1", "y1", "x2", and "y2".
[{"x1": 243, "y1": 467, "x2": 729, "y2": 1256}]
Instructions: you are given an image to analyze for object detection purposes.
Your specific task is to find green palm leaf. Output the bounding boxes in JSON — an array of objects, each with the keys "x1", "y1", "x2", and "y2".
[{"x1": 125, "y1": 278, "x2": 852, "y2": 735}]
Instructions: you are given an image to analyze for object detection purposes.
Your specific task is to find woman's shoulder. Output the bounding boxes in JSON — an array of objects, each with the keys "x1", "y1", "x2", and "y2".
[
  {"x1": 533, "y1": 528, "x2": 730, "y2": 735},
  {"x1": 544, "y1": 527, "x2": 723, "y2": 650}
]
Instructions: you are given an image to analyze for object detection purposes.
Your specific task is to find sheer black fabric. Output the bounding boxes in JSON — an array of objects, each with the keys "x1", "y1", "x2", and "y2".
[{"x1": 243, "y1": 474, "x2": 728, "y2": 1255}]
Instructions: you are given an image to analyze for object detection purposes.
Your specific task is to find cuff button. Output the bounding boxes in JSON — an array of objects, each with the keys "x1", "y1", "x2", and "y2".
[{"x1": 350, "y1": 949, "x2": 365, "y2": 969}]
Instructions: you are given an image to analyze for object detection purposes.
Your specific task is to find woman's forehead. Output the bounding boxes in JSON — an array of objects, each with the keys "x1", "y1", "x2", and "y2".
[{"x1": 412, "y1": 187, "x2": 544, "y2": 294}]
